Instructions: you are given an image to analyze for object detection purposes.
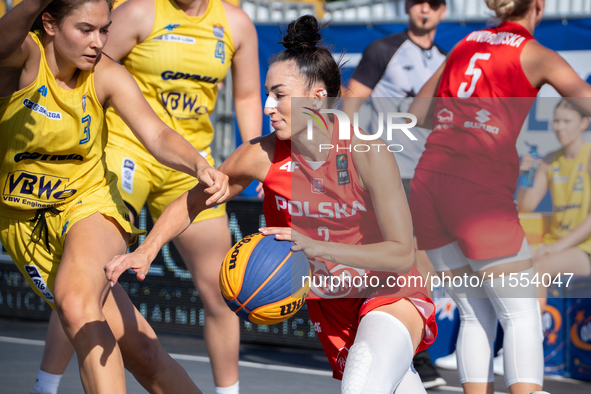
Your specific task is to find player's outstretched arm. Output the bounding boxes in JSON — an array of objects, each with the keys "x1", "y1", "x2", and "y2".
[
  {"x1": 94, "y1": 56, "x2": 229, "y2": 203},
  {"x1": 522, "y1": 40, "x2": 591, "y2": 114},
  {"x1": 105, "y1": 136, "x2": 272, "y2": 284},
  {"x1": 516, "y1": 152, "x2": 551, "y2": 212},
  {"x1": 262, "y1": 135, "x2": 415, "y2": 273},
  {"x1": 225, "y1": 2, "x2": 263, "y2": 142},
  {"x1": 0, "y1": 0, "x2": 50, "y2": 66}
]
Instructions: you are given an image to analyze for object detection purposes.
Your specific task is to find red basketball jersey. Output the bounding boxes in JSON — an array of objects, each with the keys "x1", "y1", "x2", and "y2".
[
  {"x1": 263, "y1": 119, "x2": 428, "y2": 300},
  {"x1": 417, "y1": 22, "x2": 540, "y2": 196}
]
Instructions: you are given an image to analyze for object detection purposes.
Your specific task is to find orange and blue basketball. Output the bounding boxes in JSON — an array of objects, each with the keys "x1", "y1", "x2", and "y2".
[{"x1": 219, "y1": 233, "x2": 311, "y2": 325}]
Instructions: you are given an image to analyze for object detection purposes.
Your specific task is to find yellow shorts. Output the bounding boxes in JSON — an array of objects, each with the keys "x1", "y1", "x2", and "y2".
[
  {"x1": 105, "y1": 145, "x2": 226, "y2": 223},
  {"x1": 0, "y1": 177, "x2": 143, "y2": 308}
]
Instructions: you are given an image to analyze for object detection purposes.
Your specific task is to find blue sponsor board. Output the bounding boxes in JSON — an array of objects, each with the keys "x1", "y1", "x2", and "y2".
[{"x1": 544, "y1": 278, "x2": 591, "y2": 381}]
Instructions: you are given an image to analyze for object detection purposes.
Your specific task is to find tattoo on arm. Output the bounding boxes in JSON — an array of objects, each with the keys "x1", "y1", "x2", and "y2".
[{"x1": 329, "y1": 256, "x2": 338, "y2": 263}]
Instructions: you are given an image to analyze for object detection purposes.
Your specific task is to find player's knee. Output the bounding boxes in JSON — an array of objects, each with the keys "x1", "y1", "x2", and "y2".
[
  {"x1": 55, "y1": 295, "x2": 101, "y2": 332},
  {"x1": 124, "y1": 338, "x2": 161, "y2": 380}
]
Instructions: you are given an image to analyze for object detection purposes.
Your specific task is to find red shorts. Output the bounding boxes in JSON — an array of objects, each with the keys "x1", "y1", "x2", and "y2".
[
  {"x1": 410, "y1": 169, "x2": 525, "y2": 260},
  {"x1": 307, "y1": 296, "x2": 436, "y2": 380}
]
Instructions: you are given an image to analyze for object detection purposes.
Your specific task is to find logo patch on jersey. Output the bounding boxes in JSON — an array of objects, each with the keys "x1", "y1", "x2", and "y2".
[
  {"x1": 475, "y1": 109, "x2": 491, "y2": 123},
  {"x1": 213, "y1": 24, "x2": 224, "y2": 38},
  {"x1": 464, "y1": 108, "x2": 499, "y2": 135},
  {"x1": 337, "y1": 169, "x2": 350, "y2": 185},
  {"x1": 437, "y1": 108, "x2": 453, "y2": 123},
  {"x1": 82, "y1": 93, "x2": 87, "y2": 113},
  {"x1": 3, "y1": 171, "x2": 75, "y2": 207},
  {"x1": 22, "y1": 99, "x2": 62, "y2": 120},
  {"x1": 161, "y1": 71, "x2": 218, "y2": 84},
  {"x1": 38, "y1": 85, "x2": 48, "y2": 97},
  {"x1": 164, "y1": 24, "x2": 180, "y2": 31},
  {"x1": 403, "y1": 65, "x2": 414, "y2": 71},
  {"x1": 24, "y1": 265, "x2": 55, "y2": 303},
  {"x1": 154, "y1": 34, "x2": 196, "y2": 44},
  {"x1": 14, "y1": 152, "x2": 83, "y2": 163},
  {"x1": 574, "y1": 174, "x2": 584, "y2": 191},
  {"x1": 336, "y1": 154, "x2": 348, "y2": 169},
  {"x1": 121, "y1": 158, "x2": 136, "y2": 194},
  {"x1": 311, "y1": 178, "x2": 326, "y2": 194}
]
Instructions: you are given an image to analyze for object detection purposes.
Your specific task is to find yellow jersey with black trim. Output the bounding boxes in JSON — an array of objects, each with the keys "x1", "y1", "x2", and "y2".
[
  {"x1": 544, "y1": 143, "x2": 591, "y2": 254},
  {"x1": 107, "y1": 0, "x2": 234, "y2": 159},
  {"x1": 0, "y1": 31, "x2": 108, "y2": 219}
]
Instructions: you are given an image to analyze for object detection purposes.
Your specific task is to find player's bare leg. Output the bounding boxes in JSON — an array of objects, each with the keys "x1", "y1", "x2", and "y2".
[
  {"x1": 54, "y1": 213, "x2": 129, "y2": 394},
  {"x1": 173, "y1": 214, "x2": 239, "y2": 389}
]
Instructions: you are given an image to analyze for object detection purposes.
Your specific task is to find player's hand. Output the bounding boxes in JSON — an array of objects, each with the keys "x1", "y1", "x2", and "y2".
[
  {"x1": 519, "y1": 154, "x2": 536, "y2": 172},
  {"x1": 197, "y1": 167, "x2": 230, "y2": 205},
  {"x1": 105, "y1": 250, "x2": 152, "y2": 286},
  {"x1": 532, "y1": 243, "x2": 560, "y2": 259},
  {"x1": 259, "y1": 227, "x2": 321, "y2": 258}
]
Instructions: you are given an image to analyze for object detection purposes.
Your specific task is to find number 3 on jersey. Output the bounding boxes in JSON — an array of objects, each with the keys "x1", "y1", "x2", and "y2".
[
  {"x1": 458, "y1": 53, "x2": 491, "y2": 98},
  {"x1": 215, "y1": 40, "x2": 225, "y2": 64}
]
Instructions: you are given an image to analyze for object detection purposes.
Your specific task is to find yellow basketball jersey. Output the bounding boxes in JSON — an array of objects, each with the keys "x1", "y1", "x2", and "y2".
[
  {"x1": 544, "y1": 143, "x2": 591, "y2": 254},
  {"x1": 107, "y1": 0, "x2": 234, "y2": 160},
  {"x1": 0, "y1": 31, "x2": 109, "y2": 219}
]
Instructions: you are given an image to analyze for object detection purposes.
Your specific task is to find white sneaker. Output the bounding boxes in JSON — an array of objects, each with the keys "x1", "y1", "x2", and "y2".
[
  {"x1": 434, "y1": 351, "x2": 458, "y2": 370},
  {"x1": 493, "y1": 349, "x2": 504, "y2": 376}
]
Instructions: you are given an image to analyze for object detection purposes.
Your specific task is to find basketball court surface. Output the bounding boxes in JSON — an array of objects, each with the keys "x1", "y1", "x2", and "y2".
[{"x1": 1, "y1": 316, "x2": 589, "y2": 394}]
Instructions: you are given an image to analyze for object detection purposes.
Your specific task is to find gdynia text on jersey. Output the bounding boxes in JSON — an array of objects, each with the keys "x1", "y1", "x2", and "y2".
[{"x1": 306, "y1": 109, "x2": 418, "y2": 153}]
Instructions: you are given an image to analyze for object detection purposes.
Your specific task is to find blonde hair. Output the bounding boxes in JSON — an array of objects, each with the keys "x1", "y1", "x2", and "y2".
[{"x1": 485, "y1": 0, "x2": 533, "y2": 21}]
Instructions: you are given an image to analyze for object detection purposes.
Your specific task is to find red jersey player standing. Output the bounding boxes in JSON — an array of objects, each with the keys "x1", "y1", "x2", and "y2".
[
  {"x1": 106, "y1": 15, "x2": 438, "y2": 394},
  {"x1": 409, "y1": 1, "x2": 591, "y2": 394}
]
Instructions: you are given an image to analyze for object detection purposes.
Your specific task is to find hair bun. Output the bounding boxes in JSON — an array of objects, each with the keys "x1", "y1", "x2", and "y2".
[{"x1": 281, "y1": 15, "x2": 321, "y2": 51}]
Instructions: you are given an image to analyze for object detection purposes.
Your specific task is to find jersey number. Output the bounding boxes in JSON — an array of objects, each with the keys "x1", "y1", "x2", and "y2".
[
  {"x1": 318, "y1": 227, "x2": 329, "y2": 242},
  {"x1": 215, "y1": 40, "x2": 225, "y2": 64},
  {"x1": 80, "y1": 115, "x2": 91, "y2": 144},
  {"x1": 457, "y1": 53, "x2": 491, "y2": 98}
]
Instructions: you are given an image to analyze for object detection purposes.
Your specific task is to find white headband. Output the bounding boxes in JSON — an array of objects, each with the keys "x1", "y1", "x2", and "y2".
[{"x1": 265, "y1": 96, "x2": 278, "y2": 109}]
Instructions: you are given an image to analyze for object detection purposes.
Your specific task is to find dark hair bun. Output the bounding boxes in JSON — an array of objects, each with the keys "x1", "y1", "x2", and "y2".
[{"x1": 282, "y1": 15, "x2": 321, "y2": 51}]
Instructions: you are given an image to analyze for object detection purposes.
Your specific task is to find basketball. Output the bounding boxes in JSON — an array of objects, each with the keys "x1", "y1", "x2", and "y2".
[{"x1": 219, "y1": 233, "x2": 311, "y2": 325}]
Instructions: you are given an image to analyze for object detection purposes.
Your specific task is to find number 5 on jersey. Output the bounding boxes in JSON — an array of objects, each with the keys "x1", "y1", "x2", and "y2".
[{"x1": 458, "y1": 53, "x2": 491, "y2": 98}]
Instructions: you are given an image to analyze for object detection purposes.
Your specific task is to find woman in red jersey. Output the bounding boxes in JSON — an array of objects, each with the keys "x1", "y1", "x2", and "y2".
[
  {"x1": 106, "y1": 15, "x2": 437, "y2": 394},
  {"x1": 408, "y1": 0, "x2": 591, "y2": 393}
]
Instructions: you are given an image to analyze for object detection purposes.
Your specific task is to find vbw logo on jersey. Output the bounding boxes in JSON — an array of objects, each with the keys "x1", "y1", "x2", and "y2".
[
  {"x1": 3, "y1": 171, "x2": 75, "y2": 205},
  {"x1": 164, "y1": 24, "x2": 180, "y2": 31},
  {"x1": 82, "y1": 93, "x2": 87, "y2": 113},
  {"x1": 160, "y1": 91, "x2": 208, "y2": 116},
  {"x1": 22, "y1": 98, "x2": 62, "y2": 120},
  {"x1": 570, "y1": 310, "x2": 591, "y2": 351},
  {"x1": 121, "y1": 158, "x2": 136, "y2": 194},
  {"x1": 213, "y1": 24, "x2": 224, "y2": 38},
  {"x1": 25, "y1": 265, "x2": 55, "y2": 303}
]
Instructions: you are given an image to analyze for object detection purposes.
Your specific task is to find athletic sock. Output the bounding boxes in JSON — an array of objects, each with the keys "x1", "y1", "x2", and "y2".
[
  {"x1": 32, "y1": 369, "x2": 62, "y2": 394},
  {"x1": 215, "y1": 381, "x2": 239, "y2": 394}
]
